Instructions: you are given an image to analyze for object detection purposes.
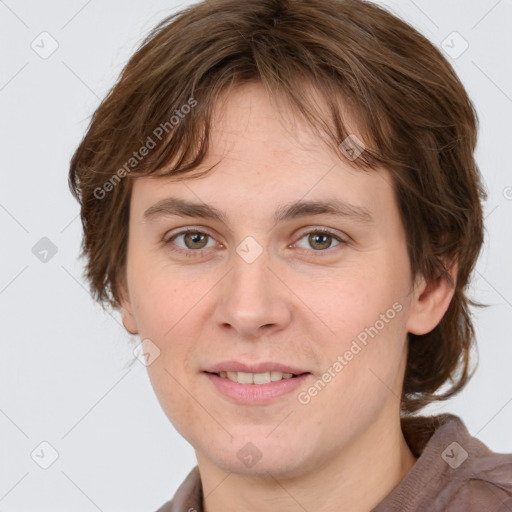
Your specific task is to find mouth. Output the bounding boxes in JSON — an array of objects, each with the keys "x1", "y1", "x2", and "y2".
[
  {"x1": 202, "y1": 362, "x2": 312, "y2": 404},
  {"x1": 205, "y1": 370, "x2": 306, "y2": 385}
]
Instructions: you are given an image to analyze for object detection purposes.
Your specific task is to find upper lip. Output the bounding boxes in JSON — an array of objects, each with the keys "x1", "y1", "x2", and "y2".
[{"x1": 204, "y1": 361, "x2": 309, "y2": 375}]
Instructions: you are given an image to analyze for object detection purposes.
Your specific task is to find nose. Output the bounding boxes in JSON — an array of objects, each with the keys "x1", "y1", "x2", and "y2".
[{"x1": 212, "y1": 247, "x2": 292, "y2": 339}]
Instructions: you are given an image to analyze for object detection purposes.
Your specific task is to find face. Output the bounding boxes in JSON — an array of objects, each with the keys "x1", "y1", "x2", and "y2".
[{"x1": 120, "y1": 82, "x2": 448, "y2": 479}]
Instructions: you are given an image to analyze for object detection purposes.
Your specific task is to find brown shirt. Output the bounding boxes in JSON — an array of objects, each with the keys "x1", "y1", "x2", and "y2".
[{"x1": 155, "y1": 414, "x2": 512, "y2": 512}]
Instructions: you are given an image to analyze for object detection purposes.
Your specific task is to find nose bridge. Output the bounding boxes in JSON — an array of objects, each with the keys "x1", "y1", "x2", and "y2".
[{"x1": 213, "y1": 238, "x2": 291, "y2": 337}]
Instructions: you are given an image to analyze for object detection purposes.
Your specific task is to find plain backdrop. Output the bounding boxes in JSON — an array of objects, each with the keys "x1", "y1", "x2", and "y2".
[{"x1": 1, "y1": 0, "x2": 511, "y2": 510}]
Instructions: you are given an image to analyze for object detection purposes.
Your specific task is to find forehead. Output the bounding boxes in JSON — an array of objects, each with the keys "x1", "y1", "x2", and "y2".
[
  {"x1": 209, "y1": 80, "x2": 354, "y2": 161},
  {"x1": 130, "y1": 81, "x2": 396, "y2": 226}
]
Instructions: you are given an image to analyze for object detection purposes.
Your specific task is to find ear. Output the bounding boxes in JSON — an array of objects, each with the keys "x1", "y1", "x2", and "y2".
[
  {"x1": 406, "y1": 258, "x2": 458, "y2": 336},
  {"x1": 118, "y1": 284, "x2": 139, "y2": 335}
]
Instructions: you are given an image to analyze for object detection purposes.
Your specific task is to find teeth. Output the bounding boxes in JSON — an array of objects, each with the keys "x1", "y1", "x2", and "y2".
[
  {"x1": 237, "y1": 371, "x2": 254, "y2": 384},
  {"x1": 217, "y1": 371, "x2": 295, "y2": 384},
  {"x1": 254, "y1": 372, "x2": 271, "y2": 384}
]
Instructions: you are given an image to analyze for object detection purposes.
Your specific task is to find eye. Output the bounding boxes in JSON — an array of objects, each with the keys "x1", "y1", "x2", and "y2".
[
  {"x1": 163, "y1": 227, "x2": 347, "y2": 258},
  {"x1": 164, "y1": 229, "x2": 217, "y2": 256},
  {"x1": 294, "y1": 229, "x2": 346, "y2": 253}
]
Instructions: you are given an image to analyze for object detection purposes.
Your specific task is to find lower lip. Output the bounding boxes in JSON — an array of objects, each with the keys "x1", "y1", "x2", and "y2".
[{"x1": 204, "y1": 372, "x2": 311, "y2": 405}]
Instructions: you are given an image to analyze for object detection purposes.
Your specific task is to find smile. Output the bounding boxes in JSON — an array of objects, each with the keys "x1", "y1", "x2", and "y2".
[
  {"x1": 204, "y1": 371, "x2": 311, "y2": 405},
  {"x1": 215, "y1": 370, "x2": 296, "y2": 384}
]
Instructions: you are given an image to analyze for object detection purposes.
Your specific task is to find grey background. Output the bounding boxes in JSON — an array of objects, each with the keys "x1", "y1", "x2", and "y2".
[{"x1": 1, "y1": 0, "x2": 511, "y2": 510}]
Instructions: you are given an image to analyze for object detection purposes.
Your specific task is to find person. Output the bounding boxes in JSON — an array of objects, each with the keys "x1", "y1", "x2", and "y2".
[{"x1": 68, "y1": 0, "x2": 512, "y2": 510}]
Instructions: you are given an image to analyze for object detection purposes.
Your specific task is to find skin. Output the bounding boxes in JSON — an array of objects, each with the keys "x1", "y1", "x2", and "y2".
[{"x1": 120, "y1": 81, "x2": 456, "y2": 512}]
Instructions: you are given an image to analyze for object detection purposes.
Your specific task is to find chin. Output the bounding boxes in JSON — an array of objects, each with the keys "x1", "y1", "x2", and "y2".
[
  {"x1": 214, "y1": 451, "x2": 308, "y2": 479},
  {"x1": 198, "y1": 432, "x2": 315, "y2": 479}
]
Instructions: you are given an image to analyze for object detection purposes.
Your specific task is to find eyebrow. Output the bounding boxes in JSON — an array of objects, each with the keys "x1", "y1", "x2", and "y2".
[{"x1": 143, "y1": 197, "x2": 374, "y2": 227}]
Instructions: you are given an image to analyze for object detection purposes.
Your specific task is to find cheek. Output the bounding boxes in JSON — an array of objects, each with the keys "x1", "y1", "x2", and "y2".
[
  {"x1": 145, "y1": 359, "x2": 205, "y2": 445},
  {"x1": 128, "y1": 264, "x2": 206, "y2": 385},
  {"x1": 134, "y1": 273, "x2": 202, "y2": 439},
  {"x1": 312, "y1": 266, "x2": 398, "y2": 335},
  {"x1": 312, "y1": 264, "x2": 409, "y2": 383},
  {"x1": 128, "y1": 261, "x2": 191, "y2": 339}
]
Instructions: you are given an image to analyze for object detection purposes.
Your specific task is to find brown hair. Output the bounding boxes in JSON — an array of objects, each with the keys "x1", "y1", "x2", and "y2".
[{"x1": 68, "y1": 0, "x2": 487, "y2": 414}]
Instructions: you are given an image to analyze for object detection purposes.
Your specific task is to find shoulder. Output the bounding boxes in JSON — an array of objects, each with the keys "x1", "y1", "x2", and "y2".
[
  {"x1": 445, "y1": 443, "x2": 512, "y2": 512},
  {"x1": 373, "y1": 413, "x2": 512, "y2": 512},
  {"x1": 154, "y1": 466, "x2": 203, "y2": 512},
  {"x1": 422, "y1": 414, "x2": 512, "y2": 512},
  {"x1": 446, "y1": 477, "x2": 512, "y2": 512}
]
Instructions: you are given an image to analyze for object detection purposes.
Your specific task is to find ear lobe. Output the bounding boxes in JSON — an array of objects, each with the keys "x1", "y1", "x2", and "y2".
[
  {"x1": 121, "y1": 307, "x2": 138, "y2": 335},
  {"x1": 118, "y1": 288, "x2": 139, "y2": 335},
  {"x1": 406, "y1": 259, "x2": 458, "y2": 336}
]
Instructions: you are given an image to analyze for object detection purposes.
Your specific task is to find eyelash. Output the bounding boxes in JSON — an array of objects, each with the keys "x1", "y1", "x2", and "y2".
[{"x1": 163, "y1": 228, "x2": 348, "y2": 258}]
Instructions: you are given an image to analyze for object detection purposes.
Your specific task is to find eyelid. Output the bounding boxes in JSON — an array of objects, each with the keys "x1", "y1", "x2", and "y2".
[
  {"x1": 293, "y1": 226, "x2": 350, "y2": 243},
  {"x1": 162, "y1": 225, "x2": 349, "y2": 256},
  {"x1": 163, "y1": 226, "x2": 221, "y2": 247},
  {"x1": 291, "y1": 227, "x2": 348, "y2": 255}
]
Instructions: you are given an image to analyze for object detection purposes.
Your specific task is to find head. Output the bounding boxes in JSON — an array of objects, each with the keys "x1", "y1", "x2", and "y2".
[{"x1": 69, "y1": 0, "x2": 486, "y2": 477}]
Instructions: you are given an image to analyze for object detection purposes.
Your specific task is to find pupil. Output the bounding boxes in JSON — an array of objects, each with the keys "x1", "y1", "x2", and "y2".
[
  {"x1": 310, "y1": 233, "x2": 330, "y2": 250},
  {"x1": 186, "y1": 232, "x2": 206, "y2": 248}
]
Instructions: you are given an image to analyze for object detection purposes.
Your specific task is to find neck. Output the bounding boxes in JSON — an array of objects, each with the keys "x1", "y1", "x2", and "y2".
[{"x1": 197, "y1": 410, "x2": 417, "y2": 512}]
